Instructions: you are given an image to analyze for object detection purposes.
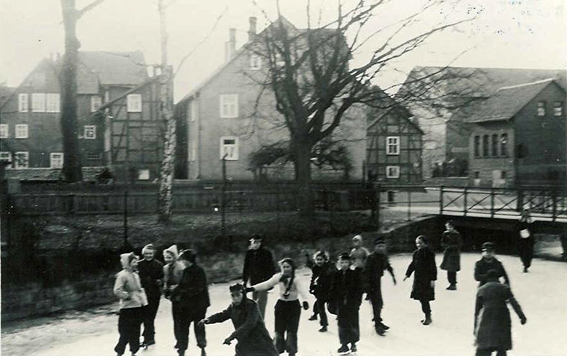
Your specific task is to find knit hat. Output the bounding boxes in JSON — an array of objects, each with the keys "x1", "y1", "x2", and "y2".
[
  {"x1": 142, "y1": 244, "x2": 155, "y2": 255},
  {"x1": 163, "y1": 245, "x2": 179, "y2": 260},
  {"x1": 229, "y1": 283, "x2": 245, "y2": 294},
  {"x1": 374, "y1": 234, "x2": 386, "y2": 245},
  {"x1": 179, "y1": 249, "x2": 197, "y2": 263},
  {"x1": 352, "y1": 234, "x2": 362, "y2": 242}
]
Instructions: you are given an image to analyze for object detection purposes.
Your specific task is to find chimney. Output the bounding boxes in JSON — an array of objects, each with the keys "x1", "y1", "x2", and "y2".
[
  {"x1": 225, "y1": 28, "x2": 237, "y2": 62},
  {"x1": 248, "y1": 17, "x2": 257, "y2": 42}
]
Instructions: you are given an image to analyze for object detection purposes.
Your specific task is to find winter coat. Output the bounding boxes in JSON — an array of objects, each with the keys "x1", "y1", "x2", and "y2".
[
  {"x1": 364, "y1": 251, "x2": 394, "y2": 295},
  {"x1": 518, "y1": 217, "x2": 535, "y2": 246},
  {"x1": 474, "y1": 281, "x2": 525, "y2": 350},
  {"x1": 440, "y1": 230, "x2": 462, "y2": 272},
  {"x1": 329, "y1": 269, "x2": 364, "y2": 310},
  {"x1": 163, "y1": 261, "x2": 186, "y2": 301},
  {"x1": 137, "y1": 258, "x2": 164, "y2": 299},
  {"x1": 207, "y1": 298, "x2": 278, "y2": 356},
  {"x1": 474, "y1": 257, "x2": 510, "y2": 287},
  {"x1": 309, "y1": 262, "x2": 337, "y2": 301},
  {"x1": 405, "y1": 247, "x2": 437, "y2": 301},
  {"x1": 242, "y1": 247, "x2": 276, "y2": 285},
  {"x1": 114, "y1": 254, "x2": 148, "y2": 309},
  {"x1": 174, "y1": 263, "x2": 210, "y2": 311}
]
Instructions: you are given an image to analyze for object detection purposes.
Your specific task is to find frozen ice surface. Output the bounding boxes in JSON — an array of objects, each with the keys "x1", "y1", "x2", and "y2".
[{"x1": 3, "y1": 253, "x2": 566, "y2": 356}]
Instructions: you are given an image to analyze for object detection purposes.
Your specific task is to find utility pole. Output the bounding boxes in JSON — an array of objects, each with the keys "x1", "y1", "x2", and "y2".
[{"x1": 157, "y1": 0, "x2": 176, "y2": 223}]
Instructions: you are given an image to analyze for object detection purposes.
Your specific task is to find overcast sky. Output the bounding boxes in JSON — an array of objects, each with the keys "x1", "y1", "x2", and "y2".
[{"x1": 1, "y1": 0, "x2": 565, "y2": 100}]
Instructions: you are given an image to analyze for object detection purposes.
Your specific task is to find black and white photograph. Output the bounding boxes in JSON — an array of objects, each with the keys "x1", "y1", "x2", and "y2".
[{"x1": 1, "y1": 0, "x2": 566, "y2": 355}]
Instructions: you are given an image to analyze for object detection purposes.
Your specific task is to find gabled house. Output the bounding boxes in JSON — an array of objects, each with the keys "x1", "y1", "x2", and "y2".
[
  {"x1": 397, "y1": 66, "x2": 567, "y2": 180},
  {"x1": 467, "y1": 78, "x2": 566, "y2": 187},
  {"x1": 0, "y1": 51, "x2": 163, "y2": 182},
  {"x1": 175, "y1": 17, "x2": 366, "y2": 182}
]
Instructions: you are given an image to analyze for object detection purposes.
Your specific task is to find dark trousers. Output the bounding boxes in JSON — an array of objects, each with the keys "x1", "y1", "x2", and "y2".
[
  {"x1": 476, "y1": 348, "x2": 507, "y2": 356},
  {"x1": 420, "y1": 300, "x2": 431, "y2": 316},
  {"x1": 172, "y1": 302, "x2": 207, "y2": 351},
  {"x1": 114, "y1": 307, "x2": 143, "y2": 355},
  {"x1": 337, "y1": 304, "x2": 360, "y2": 346},
  {"x1": 142, "y1": 295, "x2": 160, "y2": 342},
  {"x1": 518, "y1": 240, "x2": 534, "y2": 268},
  {"x1": 253, "y1": 289, "x2": 268, "y2": 319},
  {"x1": 369, "y1": 281, "x2": 384, "y2": 327},
  {"x1": 274, "y1": 300, "x2": 301, "y2": 355},
  {"x1": 314, "y1": 299, "x2": 328, "y2": 327},
  {"x1": 447, "y1": 271, "x2": 457, "y2": 284}
]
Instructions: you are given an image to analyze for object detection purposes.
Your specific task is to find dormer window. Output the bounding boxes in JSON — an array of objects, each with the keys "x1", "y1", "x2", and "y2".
[{"x1": 554, "y1": 101, "x2": 564, "y2": 116}]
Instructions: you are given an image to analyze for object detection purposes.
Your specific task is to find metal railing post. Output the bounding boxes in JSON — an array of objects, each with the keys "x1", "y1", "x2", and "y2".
[
  {"x1": 552, "y1": 189, "x2": 557, "y2": 222},
  {"x1": 463, "y1": 186, "x2": 468, "y2": 217},
  {"x1": 439, "y1": 186, "x2": 444, "y2": 215},
  {"x1": 407, "y1": 190, "x2": 412, "y2": 221},
  {"x1": 490, "y1": 187, "x2": 495, "y2": 218}
]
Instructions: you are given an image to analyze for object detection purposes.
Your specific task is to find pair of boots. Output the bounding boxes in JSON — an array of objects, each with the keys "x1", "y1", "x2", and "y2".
[
  {"x1": 177, "y1": 347, "x2": 206, "y2": 356},
  {"x1": 375, "y1": 321, "x2": 389, "y2": 336},
  {"x1": 421, "y1": 314, "x2": 432, "y2": 326},
  {"x1": 338, "y1": 343, "x2": 357, "y2": 353}
]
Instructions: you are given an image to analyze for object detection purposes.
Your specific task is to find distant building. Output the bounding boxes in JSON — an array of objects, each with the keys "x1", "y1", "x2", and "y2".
[
  {"x1": 0, "y1": 51, "x2": 163, "y2": 182},
  {"x1": 366, "y1": 91, "x2": 423, "y2": 184},
  {"x1": 175, "y1": 17, "x2": 366, "y2": 182},
  {"x1": 397, "y1": 66, "x2": 567, "y2": 180},
  {"x1": 467, "y1": 78, "x2": 566, "y2": 187}
]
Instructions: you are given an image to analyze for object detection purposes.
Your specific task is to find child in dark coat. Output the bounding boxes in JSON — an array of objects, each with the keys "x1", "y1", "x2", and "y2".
[
  {"x1": 330, "y1": 253, "x2": 364, "y2": 354},
  {"x1": 404, "y1": 235, "x2": 437, "y2": 326},
  {"x1": 440, "y1": 220, "x2": 462, "y2": 290},
  {"x1": 307, "y1": 250, "x2": 336, "y2": 332}
]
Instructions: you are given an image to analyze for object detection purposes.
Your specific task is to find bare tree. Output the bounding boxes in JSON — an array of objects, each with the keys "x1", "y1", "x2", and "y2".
[
  {"x1": 250, "y1": 0, "x2": 474, "y2": 215},
  {"x1": 59, "y1": 0, "x2": 106, "y2": 182}
]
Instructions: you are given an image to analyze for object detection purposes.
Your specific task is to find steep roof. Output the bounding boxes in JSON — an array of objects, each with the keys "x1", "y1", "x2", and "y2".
[{"x1": 466, "y1": 78, "x2": 563, "y2": 123}]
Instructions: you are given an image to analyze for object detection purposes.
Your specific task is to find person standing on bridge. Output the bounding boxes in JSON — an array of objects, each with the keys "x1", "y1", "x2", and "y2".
[
  {"x1": 474, "y1": 242, "x2": 510, "y2": 287},
  {"x1": 440, "y1": 220, "x2": 462, "y2": 290},
  {"x1": 137, "y1": 244, "x2": 163, "y2": 348},
  {"x1": 404, "y1": 235, "x2": 437, "y2": 326},
  {"x1": 242, "y1": 234, "x2": 276, "y2": 319},
  {"x1": 517, "y1": 209, "x2": 535, "y2": 273}
]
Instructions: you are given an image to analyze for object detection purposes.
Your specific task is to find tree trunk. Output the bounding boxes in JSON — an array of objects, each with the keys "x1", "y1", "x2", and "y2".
[
  {"x1": 157, "y1": 0, "x2": 175, "y2": 223},
  {"x1": 60, "y1": 0, "x2": 83, "y2": 182},
  {"x1": 293, "y1": 140, "x2": 313, "y2": 217}
]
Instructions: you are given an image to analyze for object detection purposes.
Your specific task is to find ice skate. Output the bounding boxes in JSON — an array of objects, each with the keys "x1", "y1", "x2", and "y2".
[
  {"x1": 308, "y1": 314, "x2": 318, "y2": 321},
  {"x1": 446, "y1": 284, "x2": 457, "y2": 290},
  {"x1": 337, "y1": 344, "x2": 350, "y2": 354},
  {"x1": 200, "y1": 347, "x2": 207, "y2": 356},
  {"x1": 421, "y1": 314, "x2": 432, "y2": 326},
  {"x1": 379, "y1": 322, "x2": 390, "y2": 330},
  {"x1": 318, "y1": 325, "x2": 328, "y2": 332},
  {"x1": 375, "y1": 324, "x2": 387, "y2": 336},
  {"x1": 350, "y1": 343, "x2": 357, "y2": 353}
]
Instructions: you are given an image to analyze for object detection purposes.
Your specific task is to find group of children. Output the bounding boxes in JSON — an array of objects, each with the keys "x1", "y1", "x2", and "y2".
[{"x1": 113, "y1": 220, "x2": 530, "y2": 356}]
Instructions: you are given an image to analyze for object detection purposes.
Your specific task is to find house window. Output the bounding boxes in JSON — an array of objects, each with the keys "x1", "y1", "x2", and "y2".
[
  {"x1": 127, "y1": 94, "x2": 142, "y2": 113},
  {"x1": 537, "y1": 101, "x2": 546, "y2": 117},
  {"x1": 50, "y1": 153, "x2": 64, "y2": 168},
  {"x1": 482, "y1": 135, "x2": 489, "y2": 157},
  {"x1": 386, "y1": 136, "x2": 400, "y2": 155},
  {"x1": 500, "y1": 134, "x2": 508, "y2": 157},
  {"x1": 0, "y1": 152, "x2": 12, "y2": 166},
  {"x1": 18, "y1": 93, "x2": 29, "y2": 112},
  {"x1": 219, "y1": 94, "x2": 238, "y2": 118},
  {"x1": 220, "y1": 136, "x2": 239, "y2": 160},
  {"x1": 250, "y1": 54, "x2": 262, "y2": 70},
  {"x1": 91, "y1": 96, "x2": 102, "y2": 112},
  {"x1": 14, "y1": 152, "x2": 29, "y2": 169},
  {"x1": 31, "y1": 93, "x2": 46, "y2": 112},
  {"x1": 554, "y1": 101, "x2": 564, "y2": 116},
  {"x1": 386, "y1": 166, "x2": 400, "y2": 178},
  {"x1": 138, "y1": 169, "x2": 150, "y2": 180},
  {"x1": 46, "y1": 93, "x2": 60, "y2": 112},
  {"x1": 0, "y1": 124, "x2": 8, "y2": 138},
  {"x1": 491, "y1": 134, "x2": 498, "y2": 157},
  {"x1": 474, "y1": 171, "x2": 480, "y2": 179},
  {"x1": 474, "y1": 135, "x2": 480, "y2": 158},
  {"x1": 15, "y1": 124, "x2": 28, "y2": 139},
  {"x1": 84, "y1": 125, "x2": 96, "y2": 139}
]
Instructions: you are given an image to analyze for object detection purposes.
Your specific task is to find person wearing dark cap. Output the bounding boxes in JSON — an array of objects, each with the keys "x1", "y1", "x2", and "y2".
[
  {"x1": 198, "y1": 284, "x2": 278, "y2": 356},
  {"x1": 403, "y1": 235, "x2": 437, "y2": 326},
  {"x1": 474, "y1": 269, "x2": 527, "y2": 356},
  {"x1": 242, "y1": 234, "x2": 276, "y2": 318},
  {"x1": 440, "y1": 220, "x2": 462, "y2": 290},
  {"x1": 172, "y1": 249, "x2": 210, "y2": 356},
  {"x1": 137, "y1": 244, "x2": 164, "y2": 348},
  {"x1": 364, "y1": 234, "x2": 396, "y2": 335},
  {"x1": 307, "y1": 250, "x2": 336, "y2": 332},
  {"x1": 517, "y1": 208, "x2": 535, "y2": 273},
  {"x1": 474, "y1": 242, "x2": 510, "y2": 287},
  {"x1": 330, "y1": 253, "x2": 364, "y2": 354}
]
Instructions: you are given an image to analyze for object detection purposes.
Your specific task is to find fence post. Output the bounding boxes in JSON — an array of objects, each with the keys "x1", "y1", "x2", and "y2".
[
  {"x1": 439, "y1": 186, "x2": 444, "y2": 215},
  {"x1": 463, "y1": 186, "x2": 468, "y2": 217},
  {"x1": 490, "y1": 187, "x2": 495, "y2": 218},
  {"x1": 123, "y1": 190, "x2": 128, "y2": 247},
  {"x1": 516, "y1": 186, "x2": 524, "y2": 212},
  {"x1": 552, "y1": 189, "x2": 557, "y2": 222}
]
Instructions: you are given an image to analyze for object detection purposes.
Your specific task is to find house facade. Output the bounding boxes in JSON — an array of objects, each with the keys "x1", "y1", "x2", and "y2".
[
  {"x1": 366, "y1": 95, "x2": 423, "y2": 184},
  {"x1": 397, "y1": 66, "x2": 567, "y2": 180},
  {"x1": 0, "y1": 51, "x2": 163, "y2": 182},
  {"x1": 467, "y1": 79, "x2": 566, "y2": 187},
  {"x1": 175, "y1": 18, "x2": 366, "y2": 182}
]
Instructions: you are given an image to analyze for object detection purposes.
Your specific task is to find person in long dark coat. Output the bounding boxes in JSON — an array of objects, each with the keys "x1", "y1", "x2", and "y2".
[
  {"x1": 439, "y1": 220, "x2": 462, "y2": 290},
  {"x1": 173, "y1": 250, "x2": 210, "y2": 356},
  {"x1": 364, "y1": 235, "x2": 396, "y2": 335},
  {"x1": 404, "y1": 235, "x2": 437, "y2": 326},
  {"x1": 474, "y1": 270, "x2": 527, "y2": 356},
  {"x1": 242, "y1": 234, "x2": 276, "y2": 319},
  {"x1": 517, "y1": 209, "x2": 535, "y2": 273},
  {"x1": 137, "y1": 244, "x2": 164, "y2": 347},
  {"x1": 307, "y1": 250, "x2": 336, "y2": 332},
  {"x1": 330, "y1": 253, "x2": 364, "y2": 354},
  {"x1": 199, "y1": 284, "x2": 278, "y2": 356},
  {"x1": 474, "y1": 242, "x2": 510, "y2": 287}
]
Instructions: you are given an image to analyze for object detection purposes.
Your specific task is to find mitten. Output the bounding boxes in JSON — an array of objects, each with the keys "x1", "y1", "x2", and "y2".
[
  {"x1": 223, "y1": 337, "x2": 232, "y2": 345},
  {"x1": 302, "y1": 301, "x2": 309, "y2": 310}
]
